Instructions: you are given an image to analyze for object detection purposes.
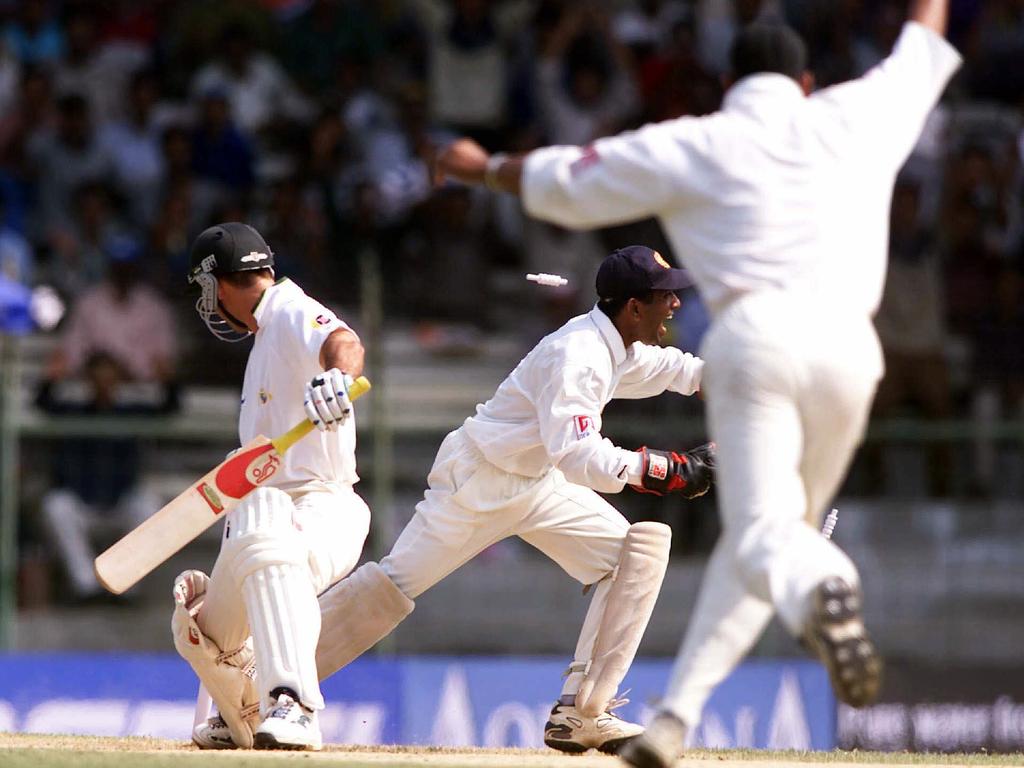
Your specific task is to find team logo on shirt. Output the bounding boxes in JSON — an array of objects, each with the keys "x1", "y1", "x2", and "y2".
[
  {"x1": 259, "y1": 388, "x2": 272, "y2": 404},
  {"x1": 653, "y1": 251, "x2": 671, "y2": 270},
  {"x1": 311, "y1": 314, "x2": 334, "y2": 328},
  {"x1": 574, "y1": 415, "x2": 596, "y2": 439},
  {"x1": 570, "y1": 145, "x2": 601, "y2": 178}
]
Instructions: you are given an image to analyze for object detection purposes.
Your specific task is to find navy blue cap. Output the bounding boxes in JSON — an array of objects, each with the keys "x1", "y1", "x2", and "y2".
[{"x1": 595, "y1": 246, "x2": 693, "y2": 299}]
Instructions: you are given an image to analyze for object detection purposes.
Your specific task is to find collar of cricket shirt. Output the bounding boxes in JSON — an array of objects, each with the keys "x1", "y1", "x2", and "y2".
[
  {"x1": 252, "y1": 277, "x2": 301, "y2": 330},
  {"x1": 722, "y1": 72, "x2": 805, "y2": 117},
  {"x1": 588, "y1": 305, "x2": 627, "y2": 366}
]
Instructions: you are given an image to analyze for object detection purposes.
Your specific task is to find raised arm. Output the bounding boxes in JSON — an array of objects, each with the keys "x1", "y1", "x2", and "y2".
[
  {"x1": 435, "y1": 117, "x2": 693, "y2": 230},
  {"x1": 909, "y1": 0, "x2": 948, "y2": 37}
]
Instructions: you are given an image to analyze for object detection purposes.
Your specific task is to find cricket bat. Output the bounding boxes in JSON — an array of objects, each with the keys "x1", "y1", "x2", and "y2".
[{"x1": 94, "y1": 376, "x2": 371, "y2": 595}]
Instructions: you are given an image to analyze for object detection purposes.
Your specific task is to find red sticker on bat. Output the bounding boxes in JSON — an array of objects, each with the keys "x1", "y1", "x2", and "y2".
[
  {"x1": 215, "y1": 443, "x2": 281, "y2": 498},
  {"x1": 196, "y1": 482, "x2": 225, "y2": 515}
]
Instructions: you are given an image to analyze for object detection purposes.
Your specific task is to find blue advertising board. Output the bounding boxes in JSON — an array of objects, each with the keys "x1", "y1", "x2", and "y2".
[{"x1": 0, "y1": 654, "x2": 834, "y2": 749}]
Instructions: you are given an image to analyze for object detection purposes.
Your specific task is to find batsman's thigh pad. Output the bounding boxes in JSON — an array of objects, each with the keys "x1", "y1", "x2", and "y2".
[
  {"x1": 294, "y1": 485, "x2": 371, "y2": 592},
  {"x1": 171, "y1": 569, "x2": 260, "y2": 748},
  {"x1": 219, "y1": 487, "x2": 308, "y2": 583},
  {"x1": 575, "y1": 522, "x2": 671, "y2": 717},
  {"x1": 316, "y1": 562, "x2": 415, "y2": 680}
]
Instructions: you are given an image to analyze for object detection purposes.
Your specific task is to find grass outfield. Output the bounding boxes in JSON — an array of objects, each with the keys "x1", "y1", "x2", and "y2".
[{"x1": 1, "y1": 735, "x2": 1023, "y2": 768}]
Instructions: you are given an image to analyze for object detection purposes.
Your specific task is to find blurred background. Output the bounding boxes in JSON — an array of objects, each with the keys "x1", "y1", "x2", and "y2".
[{"x1": 0, "y1": 0, "x2": 1022, "y2": 754}]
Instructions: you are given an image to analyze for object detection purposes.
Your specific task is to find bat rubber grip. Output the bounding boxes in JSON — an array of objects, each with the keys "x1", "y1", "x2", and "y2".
[{"x1": 271, "y1": 375, "x2": 372, "y2": 454}]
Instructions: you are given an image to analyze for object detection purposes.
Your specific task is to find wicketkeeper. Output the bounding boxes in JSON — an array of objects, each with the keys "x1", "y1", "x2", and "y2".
[
  {"x1": 172, "y1": 222, "x2": 371, "y2": 751},
  {"x1": 312, "y1": 245, "x2": 715, "y2": 754}
]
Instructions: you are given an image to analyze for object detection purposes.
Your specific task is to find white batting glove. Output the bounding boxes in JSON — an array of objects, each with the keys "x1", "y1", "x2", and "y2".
[{"x1": 304, "y1": 368, "x2": 353, "y2": 431}]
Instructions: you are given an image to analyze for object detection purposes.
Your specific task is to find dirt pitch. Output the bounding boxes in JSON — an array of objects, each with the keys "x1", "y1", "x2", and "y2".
[{"x1": 2, "y1": 734, "x2": 1023, "y2": 768}]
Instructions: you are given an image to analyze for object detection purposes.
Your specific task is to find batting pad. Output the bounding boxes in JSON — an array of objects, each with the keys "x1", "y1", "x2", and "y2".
[
  {"x1": 575, "y1": 522, "x2": 671, "y2": 717},
  {"x1": 316, "y1": 562, "x2": 415, "y2": 680},
  {"x1": 171, "y1": 569, "x2": 261, "y2": 748},
  {"x1": 243, "y1": 563, "x2": 324, "y2": 712}
]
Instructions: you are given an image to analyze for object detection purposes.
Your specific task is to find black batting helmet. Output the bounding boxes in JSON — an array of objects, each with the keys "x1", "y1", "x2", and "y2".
[{"x1": 187, "y1": 222, "x2": 274, "y2": 285}]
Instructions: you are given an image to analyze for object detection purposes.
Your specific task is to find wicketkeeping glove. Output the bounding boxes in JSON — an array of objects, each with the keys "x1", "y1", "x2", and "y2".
[
  {"x1": 304, "y1": 368, "x2": 354, "y2": 431},
  {"x1": 632, "y1": 442, "x2": 716, "y2": 498}
]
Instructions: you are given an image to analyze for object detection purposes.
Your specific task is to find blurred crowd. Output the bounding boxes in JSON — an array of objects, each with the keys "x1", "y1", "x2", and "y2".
[{"x1": 0, "y1": 0, "x2": 1021, "y2": 488}]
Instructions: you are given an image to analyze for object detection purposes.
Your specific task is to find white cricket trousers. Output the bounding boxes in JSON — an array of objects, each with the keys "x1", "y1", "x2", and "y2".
[
  {"x1": 661, "y1": 291, "x2": 883, "y2": 727},
  {"x1": 198, "y1": 483, "x2": 371, "y2": 687},
  {"x1": 381, "y1": 428, "x2": 631, "y2": 695}
]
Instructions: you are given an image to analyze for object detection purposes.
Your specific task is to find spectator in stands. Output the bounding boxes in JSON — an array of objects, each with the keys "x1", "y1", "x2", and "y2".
[
  {"x1": 536, "y1": 5, "x2": 639, "y2": 146},
  {"x1": 853, "y1": 0, "x2": 906, "y2": 75},
  {"x1": 37, "y1": 350, "x2": 178, "y2": 603},
  {"x1": 48, "y1": 234, "x2": 177, "y2": 385},
  {"x1": 250, "y1": 174, "x2": 329, "y2": 290},
  {"x1": 189, "y1": 85, "x2": 255, "y2": 195},
  {"x1": 408, "y1": 0, "x2": 535, "y2": 148},
  {"x1": 2, "y1": 0, "x2": 63, "y2": 67},
  {"x1": 190, "y1": 20, "x2": 313, "y2": 145},
  {"x1": 280, "y1": 0, "x2": 387, "y2": 93},
  {"x1": 966, "y1": 0, "x2": 1024, "y2": 102},
  {"x1": 27, "y1": 91, "x2": 113, "y2": 248},
  {"x1": 0, "y1": 190, "x2": 33, "y2": 285},
  {"x1": 99, "y1": 69, "x2": 165, "y2": 226},
  {"x1": 0, "y1": 65, "x2": 54, "y2": 178},
  {"x1": 942, "y1": 197, "x2": 1003, "y2": 339},
  {"x1": 47, "y1": 181, "x2": 125, "y2": 298},
  {"x1": 970, "y1": 264, "x2": 1024, "y2": 495},
  {"x1": 397, "y1": 184, "x2": 496, "y2": 333},
  {"x1": 871, "y1": 175, "x2": 954, "y2": 496},
  {"x1": 631, "y1": 7, "x2": 721, "y2": 122},
  {"x1": 52, "y1": 4, "x2": 147, "y2": 125}
]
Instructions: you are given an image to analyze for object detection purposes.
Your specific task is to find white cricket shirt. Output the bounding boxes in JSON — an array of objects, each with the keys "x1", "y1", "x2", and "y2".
[
  {"x1": 522, "y1": 22, "x2": 962, "y2": 318},
  {"x1": 461, "y1": 306, "x2": 704, "y2": 493},
  {"x1": 239, "y1": 278, "x2": 359, "y2": 490}
]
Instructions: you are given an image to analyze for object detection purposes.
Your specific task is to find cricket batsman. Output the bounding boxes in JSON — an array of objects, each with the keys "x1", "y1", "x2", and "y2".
[
  {"x1": 312, "y1": 245, "x2": 715, "y2": 754},
  {"x1": 171, "y1": 222, "x2": 371, "y2": 751}
]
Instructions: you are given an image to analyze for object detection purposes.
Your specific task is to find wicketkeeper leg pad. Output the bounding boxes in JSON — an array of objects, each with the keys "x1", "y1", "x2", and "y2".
[
  {"x1": 171, "y1": 569, "x2": 260, "y2": 748},
  {"x1": 574, "y1": 522, "x2": 671, "y2": 717},
  {"x1": 316, "y1": 562, "x2": 415, "y2": 680},
  {"x1": 221, "y1": 487, "x2": 325, "y2": 713}
]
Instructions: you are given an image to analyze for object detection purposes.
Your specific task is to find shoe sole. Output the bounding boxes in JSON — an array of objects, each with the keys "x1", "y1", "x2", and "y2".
[
  {"x1": 806, "y1": 578, "x2": 882, "y2": 708},
  {"x1": 544, "y1": 738, "x2": 591, "y2": 754},
  {"x1": 192, "y1": 737, "x2": 236, "y2": 750},
  {"x1": 597, "y1": 734, "x2": 641, "y2": 755},
  {"x1": 253, "y1": 732, "x2": 322, "y2": 751},
  {"x1": 543, "y1": 735, "x2": 640, "y2": 756},
  {"x1": 620, "y1": 738, "x2": 672, "y2": 768}
]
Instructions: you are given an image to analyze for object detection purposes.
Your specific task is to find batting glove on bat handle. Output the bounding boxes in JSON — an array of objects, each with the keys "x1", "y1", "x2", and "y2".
[
  {"x1": 632, "y1": 443, "x2": 716, "y2": 499},
  {"x1": 304, "y1": 368, "x2": 354, "y2": 431}
]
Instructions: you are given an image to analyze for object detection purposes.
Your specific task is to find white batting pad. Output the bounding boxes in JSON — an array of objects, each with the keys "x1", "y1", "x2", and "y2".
[
  {"x1": 171, "y1": 570, "x2": 260, "y2": 748},
  {"x1": 316, "y1": 562, "x2": 415, "y2": 680},
  {"x1": 243, "y1": 564, "x2": 324, "y2": 712},
  {"x1": 575, "y1": 522, "x2": 671, "y2": 717},
  {"x1": 220, "y1": 487, "x2": 324, "y2": 713}
]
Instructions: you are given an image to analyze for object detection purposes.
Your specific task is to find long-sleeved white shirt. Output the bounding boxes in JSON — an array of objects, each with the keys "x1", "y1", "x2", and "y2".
[
  {"x1": 240, "y1": 278, "x2": 359, "y2": 490},
  {"x1": 461, "y1": 307, "x2": 704, "y2": 493},
  {"x1": 522, "y1": 22, "x2": 962, "y2": 319}
]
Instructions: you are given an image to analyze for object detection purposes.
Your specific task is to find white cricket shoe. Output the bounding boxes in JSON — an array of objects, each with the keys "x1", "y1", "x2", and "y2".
[
  {"x1": 193, "y1": 714, "x2": 236, "y2": 750},
  {"x1": 543, "y1": 697, "x2": 644, "y2": 754},
  {"x1": 254, "y1": 690, "x2": 322, "y2": 751}
]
